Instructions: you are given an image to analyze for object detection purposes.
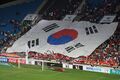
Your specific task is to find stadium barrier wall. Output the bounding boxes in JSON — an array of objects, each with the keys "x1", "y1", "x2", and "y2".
[
  {"x1": 8, "y1": 58, "x2": 120, "y2": 75},
  {"x1": 72, "y1": 64, "x2": 83, "y2": 70},
  {"x1": 0, "y1": 57, "x2": 8, "y2": 63},
  {"x1": 28, "y1": 59, "x2": 35, "y2": 65},
  {"x1": 62, "y1": 63, "x2": 116, "y2": 74},
  {"x1": 8, "y1": 57, "x2": 26, "y2": 64},
  {"x1": 83, "y1": 65, "x2": 112, "y2": 73},
  {"x1": 110, "y1": 69, "x2": 120, "y2": 75},
  {"x1": 62, "y1": 63, "x2": 73, "y2": 69}
]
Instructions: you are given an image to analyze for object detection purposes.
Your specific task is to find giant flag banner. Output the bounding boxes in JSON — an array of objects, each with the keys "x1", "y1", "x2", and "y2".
[{"x1": 6, "y1": 20, "x2": 118, "y2": 58}]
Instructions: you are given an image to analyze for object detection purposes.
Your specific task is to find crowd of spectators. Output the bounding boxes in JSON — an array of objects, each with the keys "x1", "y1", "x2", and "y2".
[
  {"x1": 0, "y1": 19, "x2": 31, "y2": 53},
  {"x1": 25, "y1": 0, "x2": 120, "y2": 68},
  {"x1": 42, "y1": 0, "x2": 82, "y2": 20},
  {"x1": 0, "y1": 0, "x2": 120, "y2": 68},
  {"x1": 0, "y1": 0, "x2": 44, "y2": 52},
  {"x1": 28, "y1": 51, "x2": 72, "y2": 62},
  {"x1": 0, "y1": 0, "x2": 83, "y2": 52},
  {"x1": 74, "y1": 0, "x2": 120, "y2": 22},
  {"x1": 71, "y1": 0, "x2": 120, "y2": 68},
  {"x1": 0, "y1": 20, "x2": 19, "y2": 52}
]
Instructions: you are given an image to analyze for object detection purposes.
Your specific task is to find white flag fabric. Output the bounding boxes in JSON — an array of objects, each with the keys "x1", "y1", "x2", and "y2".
[
  {"x1": 100, "y1": 15, "x2": 116, "y2": 23},
  {"x1": 63, "y1": 15, "x2": 76, "y2": 21},
  {"x1": 23, "y1": 14, "x2": 38, "y2": 21},
  {"x1": 6, "y1": 20, "x2": 118, "y2": 58}
]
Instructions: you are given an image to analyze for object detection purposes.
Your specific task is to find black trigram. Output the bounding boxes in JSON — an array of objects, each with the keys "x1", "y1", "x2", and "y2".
[
  {"x1": 74, "y1": 43, "x2": 84, "y2": 48},
  {"x1": 27, "y1": 38, "x2": 39, "y2": 48},
  {"x1": 85, "y1": 25, "x2": 98, "y2": 35},
  {"x1": 42, "y1": 23, "x2": 60, "y2": 32},
  {"x1": 65, "y1": 46, "x2": 75, "y2": 53}
]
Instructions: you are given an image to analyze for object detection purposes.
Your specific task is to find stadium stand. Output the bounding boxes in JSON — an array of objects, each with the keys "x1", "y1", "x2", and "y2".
[
  {"x1": 74, "y1": 0, "x2": 120, "y2": 22},
  {"x1": 42, "y1": 0, "x2": 82, "y2": 20},
  {"x1": 0, "y1": 0, "x2": 16, "y2": 5},
  {"x1": 0, "y1": 0, "x2": 120, "y2": 69},
  {"x1": 0, "y1": 0, "x2": 43, "y2": 51}
]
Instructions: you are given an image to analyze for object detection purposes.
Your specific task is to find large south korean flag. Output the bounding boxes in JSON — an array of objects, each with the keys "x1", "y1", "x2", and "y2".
[{"x1": 6, "y1": 20, "x2": 118, "y2": 58}]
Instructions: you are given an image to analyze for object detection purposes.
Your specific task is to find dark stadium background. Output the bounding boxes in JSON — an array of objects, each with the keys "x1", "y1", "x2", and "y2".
[{"x1": 0, "y1": 0, "x2": 16, "y2": 5}]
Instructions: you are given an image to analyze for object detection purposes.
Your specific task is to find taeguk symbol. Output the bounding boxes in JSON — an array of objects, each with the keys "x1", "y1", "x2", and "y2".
[{"x1": 47, "y1": 29, "x2": 78, "y2": 45}]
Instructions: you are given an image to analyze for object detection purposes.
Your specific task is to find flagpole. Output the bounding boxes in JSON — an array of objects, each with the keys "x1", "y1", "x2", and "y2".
[
  {"x1": 25, "y1": 50, "x2": 29, "y2": 64},
  {"x1": 18, "y1": 58, "x2": 21, "y2": 68},
  {"x1": 42, "y1": 60, "x2": 44, "y2": 71}
]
